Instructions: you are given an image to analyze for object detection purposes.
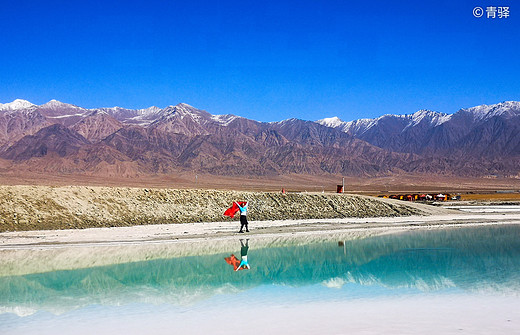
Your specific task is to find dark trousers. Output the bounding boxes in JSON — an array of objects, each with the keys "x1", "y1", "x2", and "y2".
[{"x1": 239, "y1": 215, "x2": 249, "y2": 232}]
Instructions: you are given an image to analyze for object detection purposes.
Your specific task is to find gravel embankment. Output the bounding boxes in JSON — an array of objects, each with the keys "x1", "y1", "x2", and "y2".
[{"x1": 0, "y1": 185, "x2": 426, "y2": 232}]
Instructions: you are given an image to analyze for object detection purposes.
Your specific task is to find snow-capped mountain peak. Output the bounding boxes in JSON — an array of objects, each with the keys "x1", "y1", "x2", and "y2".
[
  {"x1": 270, "y1": 118, "x2": 301, "y2": 126},
  {"x1": 340, "y1": 118, "x2": 378, "y2": 135},
  {"x1": 317, "y1": 109, "x2": 453, "y2": 135},
  {"x1": 405, "y1": 109, "x2": 451, "y2": 129},
  {"x1": 316, "y1": 116, "x2": 345, "y2": 128},
  {"x1": 177, "y1": 103, "x2": 195, "y2": 109},
  {"x1": 39, "y1": 99, "x2": 83, "y2": 111},
  {"x1": 157, "y1": 103, "x2": 210, "y2": 122},
  {"x1": 45, "y1": 99, "x2": 63, "y2": 105},
  {"x1": 464, "y1": 101, "x2": 520, "y2": 121},
  {"x1": 0, "y1": 99, "x2": 35, "y2": 111}
]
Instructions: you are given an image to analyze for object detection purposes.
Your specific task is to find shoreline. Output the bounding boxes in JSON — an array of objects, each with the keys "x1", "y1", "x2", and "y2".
[
  {"x1": 2, "y1": 212, "x2": 520, "y2": 250},
  {"x1": 1, "y1": 212, "x2": 520, "y2": 277}
]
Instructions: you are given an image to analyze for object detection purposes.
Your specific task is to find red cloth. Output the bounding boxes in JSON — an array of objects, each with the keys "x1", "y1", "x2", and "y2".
[
  {"x1": 224, "y1": 254, "x2": 246, "y2": 271},
  {"x1": 224, "y1": 201, "x2": 247, "y2": 218}
]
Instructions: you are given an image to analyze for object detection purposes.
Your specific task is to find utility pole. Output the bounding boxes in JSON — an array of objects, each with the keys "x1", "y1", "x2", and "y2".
[{"x1": 342, "y1": 177, "x2": 345, "y2": 193}]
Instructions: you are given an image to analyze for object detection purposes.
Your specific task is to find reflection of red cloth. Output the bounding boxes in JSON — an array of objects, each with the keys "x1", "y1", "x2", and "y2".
[
  {"x1": 225, "y1": 254, "x2": 246, "y2": 271},
  {"x1": 224, "y1": 201, "x2": 247, "y2": 218}
]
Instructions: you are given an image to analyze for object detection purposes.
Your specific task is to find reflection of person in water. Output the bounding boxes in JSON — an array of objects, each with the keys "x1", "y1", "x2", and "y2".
[
  {"x1": 236, "y1": 239, "x2": 250, "y2": 271},
  {"x1": 224, "y1": 239, "x2": 251, "y2": 271}
]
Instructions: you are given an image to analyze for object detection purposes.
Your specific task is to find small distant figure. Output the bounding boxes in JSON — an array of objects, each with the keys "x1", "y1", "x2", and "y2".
[
  {"x1": 236, "y1": 201, "x2": 249, "y2": 233},
  {"x1": 281, "y1": 188, "x2": 286, "y2": 194}
]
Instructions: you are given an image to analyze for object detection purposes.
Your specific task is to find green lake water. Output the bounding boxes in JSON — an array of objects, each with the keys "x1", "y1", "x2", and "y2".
[{"x1": 1, "y1": 224, "x2": 520, "y2": 334}]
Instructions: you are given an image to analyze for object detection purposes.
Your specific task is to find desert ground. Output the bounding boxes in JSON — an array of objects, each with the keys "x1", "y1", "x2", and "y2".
[{"x1": 1, "y1": 171, "x2": 520, "y2": 193}]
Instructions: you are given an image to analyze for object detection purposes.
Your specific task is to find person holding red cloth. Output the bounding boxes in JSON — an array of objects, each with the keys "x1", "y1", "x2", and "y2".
[{"x1": 236, "y1": 201, "x2": 249, "y2": 233}]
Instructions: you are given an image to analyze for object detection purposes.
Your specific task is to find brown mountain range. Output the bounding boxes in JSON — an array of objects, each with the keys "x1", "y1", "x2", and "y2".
[{"x1": 0, "y1": 99, "x2": 518, "y2": 179}]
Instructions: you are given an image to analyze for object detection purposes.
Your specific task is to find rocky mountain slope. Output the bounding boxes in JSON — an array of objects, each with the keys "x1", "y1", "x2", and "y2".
[{"x1": 0, "y1": 99, "x2": 518, "y2": 178}]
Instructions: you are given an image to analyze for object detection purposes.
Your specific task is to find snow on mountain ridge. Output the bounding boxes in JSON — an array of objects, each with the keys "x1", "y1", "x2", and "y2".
[
  {"x1": 463, "y1": 101, "x2": 520, "y2": 121},
  {"x1": 0, "y1": 99, "x2": 35, "y2": 111},
  {"x1": 137, "y1": 106, "x2": 161, "y2": 116},
  {"x1": 270, "y1": 118, "x2": 301, "y2": 126},
  {"x1": 318, "y1": 116, "x2": 380, "y2": 135},
  {"x1": 173, "y1": 104, "x2": 201, "y2": 120},
  {"x1": 46, "y1": 113, "x2": 87, "y2": 119},
  {"x1": 318, "y1": 109, "x2": 452, "y2": 135},
  {"x1": 341, "y1": 118, "x2": 378, "y2": 135},
  {"x1": 316, "y1": 101, "x2": 519, "y2": 137},
  {"x1": 2, "y1": 99, "x2": 518, "y2": 129},
  {"x1": 96, "y1": 106, "x2": 132, "y2": 113},
  {"x1": 156, "y1": 103, "x2": 213, "y2": 123},
  {"x1": 402, "y1": 109, "x2": 451, "y2": 131},
  {"x1": 211, "y1": 114, "x2": 240, "y2": 126},
  {"x1": 39, "y1": 99, "x2": 85, "y2": 112},
  {"x1": 316, "y1": 116, "x2": 344, "y2": 128}
]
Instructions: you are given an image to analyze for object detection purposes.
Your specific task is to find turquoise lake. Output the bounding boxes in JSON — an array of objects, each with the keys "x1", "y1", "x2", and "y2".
[{"x1": 1, "y1": 224, "x2": 520, "y2": 334}]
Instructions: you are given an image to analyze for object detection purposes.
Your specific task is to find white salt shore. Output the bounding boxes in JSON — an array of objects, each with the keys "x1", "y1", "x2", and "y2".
[{"x1": 1, "y1": 212, "x2": 520, "y2": 249}]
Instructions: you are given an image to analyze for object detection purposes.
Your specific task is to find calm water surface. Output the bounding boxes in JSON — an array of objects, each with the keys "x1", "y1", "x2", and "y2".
[{"x1": 1, "y1": 224, "x2": 520, "y2": 334}]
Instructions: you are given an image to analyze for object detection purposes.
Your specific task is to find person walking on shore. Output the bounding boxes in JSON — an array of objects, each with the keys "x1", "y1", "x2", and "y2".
[{"x1": 236, "y1": 201, "x2": 249, "y2": 233}]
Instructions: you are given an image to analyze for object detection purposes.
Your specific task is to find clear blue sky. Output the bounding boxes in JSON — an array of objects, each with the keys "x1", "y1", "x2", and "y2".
[{"x1": 1, "y1": 0, "x2": 518, "y2": 121}]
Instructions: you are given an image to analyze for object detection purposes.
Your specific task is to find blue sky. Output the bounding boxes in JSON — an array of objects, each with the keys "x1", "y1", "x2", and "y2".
[{"x1": 0, "y1": 0, "x2": 518, "y2": 121}]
